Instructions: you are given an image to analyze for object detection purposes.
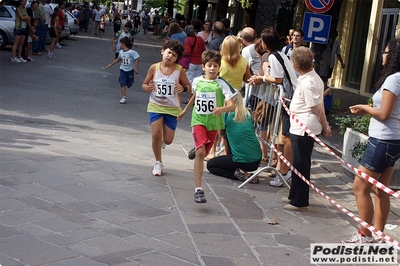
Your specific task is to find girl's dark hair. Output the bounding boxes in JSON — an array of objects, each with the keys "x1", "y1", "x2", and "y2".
[
  {"x1": 254, "y1": 38, "x2": 266, "y2": 57},
  {"x1": 51, "y1": 7, "x2": 58, "y2": 20},
  {"x1": 190, "y1": 18, "x2": 202, "y2": 32},
  {"x1": 375, "y1": 38, "x2": 400, "y2": 89},
  {"x1": 260, "y1": 28, "x2": 281, "y2": 52}
]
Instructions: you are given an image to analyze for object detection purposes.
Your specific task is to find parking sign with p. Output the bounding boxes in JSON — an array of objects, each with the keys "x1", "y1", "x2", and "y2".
[{"x1": 302, "y1": 12, "x2": 332, "y2": 44}]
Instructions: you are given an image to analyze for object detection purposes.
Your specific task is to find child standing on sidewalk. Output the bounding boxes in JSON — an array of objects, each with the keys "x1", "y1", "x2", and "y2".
[
  {"x1": 178, "y1": 50, "x2": 237, "y2": 203},
  {"x1": 26, "y1": 18, "x2": 39, "y2": 61},
  {"x1": 106, "y1": 37, "x2": 139, "y2": 104},
  {"x1": 142, "y1": 40, "x2": 191, "y2": 177}
]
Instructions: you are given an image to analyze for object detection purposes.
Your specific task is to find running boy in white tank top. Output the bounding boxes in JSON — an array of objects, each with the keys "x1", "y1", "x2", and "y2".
[{"x1": 142, "y1": 40, "x2": 192, "y2": 176}]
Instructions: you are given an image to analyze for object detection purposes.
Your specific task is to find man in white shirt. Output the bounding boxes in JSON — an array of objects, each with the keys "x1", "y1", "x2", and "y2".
[
  {"x1": 43, "y1": 0, "x2": 53, "y2": 25},
  {"x1": 92, "y1": 5, "x2": 104, "y2": 36},
  {"x1": 241, "y1": 27, "x2": 261, "y2": 107}
]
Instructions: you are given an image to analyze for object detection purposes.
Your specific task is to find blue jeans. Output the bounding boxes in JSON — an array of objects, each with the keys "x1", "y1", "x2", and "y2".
[
  {"x1": 33, "y1": 20, "x2": 46, "y2": 52},
  {"x1": 84, "y1": 19, "x2": 90, "y2": 32},
  {"x1": 360, "y1": 137, "x2": 400, "y2": 173},
  {"x1": 40, "y1": 24, "x2": 48, "y2": 50}
]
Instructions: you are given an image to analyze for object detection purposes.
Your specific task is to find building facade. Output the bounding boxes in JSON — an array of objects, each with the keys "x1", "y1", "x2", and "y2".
[
  {"x1": 333, "y1": 0, "x2": 399, "y2": 95},
  {"x1": 187, "y1": 0, "x2": 399, "y2": 96}
]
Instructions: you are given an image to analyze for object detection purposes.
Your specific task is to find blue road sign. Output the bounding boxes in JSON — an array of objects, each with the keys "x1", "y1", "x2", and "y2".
[{"x1": 302, "y1": 12, "x2": 332, "y2": 44}]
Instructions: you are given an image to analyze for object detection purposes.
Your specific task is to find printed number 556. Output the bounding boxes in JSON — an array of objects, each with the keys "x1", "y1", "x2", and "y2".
[{"x1": 196, "y1": 99, "x2": 214, "y2": 113}]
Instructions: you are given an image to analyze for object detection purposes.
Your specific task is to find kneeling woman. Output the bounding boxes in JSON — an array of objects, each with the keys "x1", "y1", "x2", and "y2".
[{"x1": 207, "y1": 93, "x2": 262, "y2": 181}]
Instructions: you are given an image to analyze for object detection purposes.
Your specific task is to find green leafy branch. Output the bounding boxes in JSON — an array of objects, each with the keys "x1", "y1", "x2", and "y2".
[{"x1": 240, "y1": 0, "x2": 252, "y2": 9}]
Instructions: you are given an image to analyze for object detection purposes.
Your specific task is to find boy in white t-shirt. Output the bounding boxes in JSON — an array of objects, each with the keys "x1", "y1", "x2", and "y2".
[
  {"x1": 111, "y1": 22, "x2": 132, "y2": 59},
  {"x1": 106, "y1": 37, "x2": 139, "y2": 104}
]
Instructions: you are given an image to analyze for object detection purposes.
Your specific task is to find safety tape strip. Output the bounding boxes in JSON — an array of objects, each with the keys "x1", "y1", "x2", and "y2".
[
  {"x1": 276, "y1": 97, "x2": 400, "y2": 249},
  {"x1": 271, "y1": 145, "x2": 400, "y2": 249},
  {"x1": 280, "y1": 98, "x2": 400, "y2": 199}
]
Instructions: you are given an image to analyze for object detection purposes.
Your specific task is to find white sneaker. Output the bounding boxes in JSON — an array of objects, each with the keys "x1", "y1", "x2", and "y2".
[
  {"x1": 270, "y1": 170, "x2": 292, "y2": 187},
  {"x1": 10, "y1": 57, "x2": 21, "y2": 63},
  {"x1": 18, "y1": 57, "x2": 27, "y2": 63},
  {"x1": 119, "y1": 97, "x2": 126, "y2": 104},
  {"x1": 161, "y1": 141, "x2": 166, "y2": 149},
  {"x1": 341, "y1": 231, "x2": 375, "y2": 246},
  {"x1": 152, "y1": 161, "x2": 163, "y2": 176},
  {"x1": 47, "y1": 53, "x2": 56, "y2": 59},
  {"x1": 56, "y1": 43, "x2": 62, "y2": 49}
]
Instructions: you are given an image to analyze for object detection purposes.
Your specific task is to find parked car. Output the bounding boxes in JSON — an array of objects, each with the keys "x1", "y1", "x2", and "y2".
[
  {"x1": 65, "y1": 10, "x2": 79, "y2": 35},
  {"x1": 0, "y1": 5, "x2": 16, "y2": 49}
]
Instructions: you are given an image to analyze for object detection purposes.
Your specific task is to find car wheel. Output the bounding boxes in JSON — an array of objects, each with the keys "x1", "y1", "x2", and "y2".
[
  {"x1": 45, "y1": 31, "x2": 51, "y2": 45},
  {"x1": 0, "y1": 31, "x2": 8, "y2": 50}
]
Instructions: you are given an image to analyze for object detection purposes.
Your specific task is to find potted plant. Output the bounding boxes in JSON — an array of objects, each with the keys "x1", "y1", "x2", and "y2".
[{"x1": 335, "y1": 114, "x2": 370, "y2": 168}]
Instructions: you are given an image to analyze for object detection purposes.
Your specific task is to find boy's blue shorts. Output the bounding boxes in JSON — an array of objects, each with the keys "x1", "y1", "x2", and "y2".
[
  {"x1": 119, "y1": 69, "x2": 134, "y2": 88},
  {"x1": 149, "y1": 113, "x2": 178, "y2": 130}
]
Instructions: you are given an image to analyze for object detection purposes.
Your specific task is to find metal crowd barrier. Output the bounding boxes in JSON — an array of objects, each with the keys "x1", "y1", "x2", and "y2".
[{"x1": 238, "y1": 83, "x2": 290, "y2": 189}]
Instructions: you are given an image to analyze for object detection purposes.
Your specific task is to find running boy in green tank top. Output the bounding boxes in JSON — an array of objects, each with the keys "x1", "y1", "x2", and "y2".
[{"x1": 178, "y1": 50, "x2": 237, "y2": 203}]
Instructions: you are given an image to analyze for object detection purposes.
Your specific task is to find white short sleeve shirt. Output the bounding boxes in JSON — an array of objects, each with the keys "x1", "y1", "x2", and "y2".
[{"x1": 289, "y1": 69, "x2": 324, "y2": 136}]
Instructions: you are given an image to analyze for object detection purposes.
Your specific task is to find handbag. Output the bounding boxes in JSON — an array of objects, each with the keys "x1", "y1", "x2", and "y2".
[
  {"x1": 177, "y1": 54, "x2": 191, "y2": 69},
  {"x1": 178, "y1": 36, "x2": 196, "y2": 69},
  {"x1": 252, "y1": 99, "x2": 274, "y2": 127}
]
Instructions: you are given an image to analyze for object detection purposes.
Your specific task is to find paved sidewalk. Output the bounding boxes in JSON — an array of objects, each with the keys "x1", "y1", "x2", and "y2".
[{"x1": 1, "y1": 123, "x2": 399, "y2": 266}]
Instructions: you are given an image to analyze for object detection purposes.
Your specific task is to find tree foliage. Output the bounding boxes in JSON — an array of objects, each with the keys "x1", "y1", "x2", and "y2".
[
  {"x1": 145, "y1": 0, "x2": 168, "y2": 9},
  {"x1": 144, "y1": 0, "x2": 184, "y2": 13}
]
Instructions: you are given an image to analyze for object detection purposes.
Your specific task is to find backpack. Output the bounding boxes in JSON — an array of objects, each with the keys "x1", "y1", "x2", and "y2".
[
  {"x1": 283, "y1": 44, "x2": 293, "y2": 58},
  {"x1": 270, "y1": 51, "x2": 294, "y2": 102}
]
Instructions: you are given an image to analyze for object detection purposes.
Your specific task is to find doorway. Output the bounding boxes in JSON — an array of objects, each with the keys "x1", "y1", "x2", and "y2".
[{"x1": 370, "y1": 8, "x2": 399, "y2": 93}]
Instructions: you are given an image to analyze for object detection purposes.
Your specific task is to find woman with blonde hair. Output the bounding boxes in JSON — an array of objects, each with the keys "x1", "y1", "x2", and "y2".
[
  {"x1": 206, "y1": 93, "x2": 261, "y2": 181},
  {"x1": 219, "y1": 36, "x2": 251, "y2": 90}
]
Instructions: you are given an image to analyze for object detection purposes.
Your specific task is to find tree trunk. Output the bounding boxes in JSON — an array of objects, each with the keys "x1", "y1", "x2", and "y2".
[{"x1": 167, "y1": 0, "x2": 174, "y2": 18}]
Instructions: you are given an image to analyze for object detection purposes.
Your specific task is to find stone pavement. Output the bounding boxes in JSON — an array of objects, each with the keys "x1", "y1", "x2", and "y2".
[{"x1": 1, "y1": 121, "x2": 400, "y2": 266}]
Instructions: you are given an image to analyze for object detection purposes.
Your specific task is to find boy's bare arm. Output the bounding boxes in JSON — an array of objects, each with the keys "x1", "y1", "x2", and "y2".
[
  {"x1": 179, "y1": 69, "x2": 192, "y2": 92},
  {"x1": 177, "y1": 94, "x2": 195, "y2": 121},
  {"x1": 106, "y1": 58, "x2": 120, "y2": 68},
  {"x1": 213, "y1": 97, "x2": 235, "y2": 116},
  {"x1": 134, "y1": 59, "x2": 139, "y2": 74},
  {"x1": 142, "y1": 64, "x2": 156, "y2": 92}
]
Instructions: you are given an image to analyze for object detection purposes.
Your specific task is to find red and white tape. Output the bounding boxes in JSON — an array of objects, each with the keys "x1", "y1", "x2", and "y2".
[
  {"x1": 276, "y1": 98, "x2": 400, "y2": 249},
  {"x1": 281, "y1": 98, "x2": 400, "y2": 199}
]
